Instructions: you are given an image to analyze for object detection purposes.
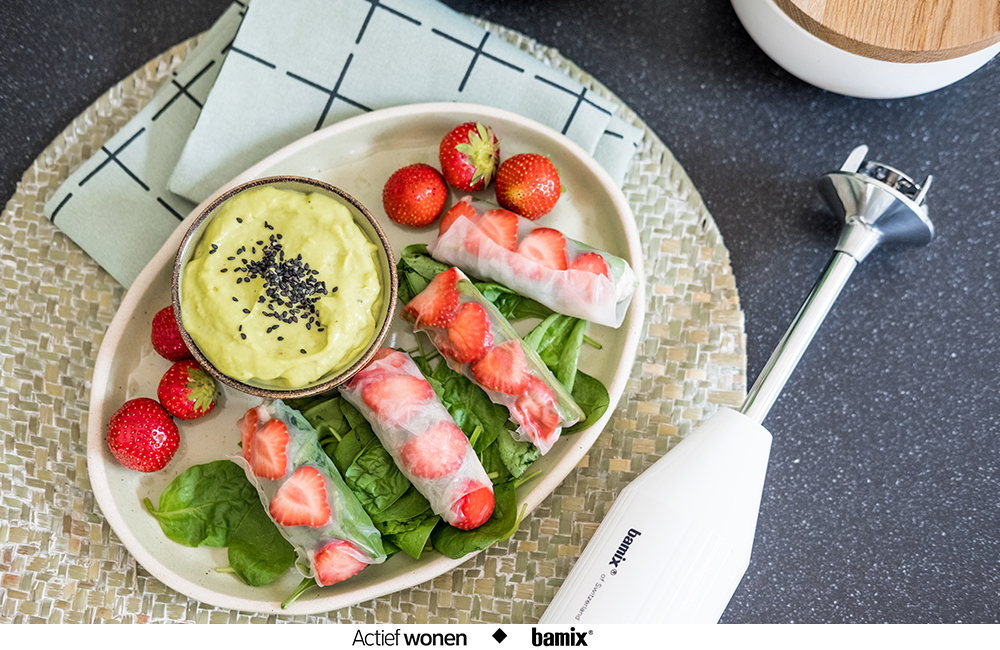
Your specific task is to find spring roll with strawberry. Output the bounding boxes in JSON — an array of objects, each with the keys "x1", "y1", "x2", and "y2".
[
  {"x1": 339, "y1": 348, "x2": 495, "y2": 530},
  {"x1": 236, "y1": 400, "x2": 386, "y2": 588},
  {"x1": 404, "y1": 266, "x2": 584, "y2": 455},
  {"x1": 427, "y1": 199, "x2": 638, "y2": 328}
]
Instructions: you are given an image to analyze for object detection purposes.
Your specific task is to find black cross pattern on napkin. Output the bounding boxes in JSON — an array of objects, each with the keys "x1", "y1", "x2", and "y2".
[
  {"x1": 286, "y1": 54, "x2": 372, "y2": 131},
  {"x1": 78, "y1": 128, "x2": 150, "y2": 191},
  {"x1": 157, "y1": 197, "x2": 185, "y2": 221},
  {"x1": 228, "y1": 46, "x2": 278, "y2": 70},
  {"x1": 152, "y1": 61, "x2": 217, "y2": 121},
  {"x1": 354, "y1": 0, "x2": 421, "y2": 45},
  {"x1": 533, "y1": 75, "x2": 612, "y2": 135},
  {"x1": 431, "y1": 29, "x2": 525, "y2": 93}
]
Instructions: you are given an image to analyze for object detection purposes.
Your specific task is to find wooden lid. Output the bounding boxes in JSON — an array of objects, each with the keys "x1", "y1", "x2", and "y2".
[{"x1": 774, "y1": 0, "x2": 1000, "y2": 62}]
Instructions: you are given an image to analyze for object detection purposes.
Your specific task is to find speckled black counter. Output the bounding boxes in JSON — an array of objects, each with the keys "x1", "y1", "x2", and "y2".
[{"x1": 3, "y1": 0, "x2": 998, "y2": 624}]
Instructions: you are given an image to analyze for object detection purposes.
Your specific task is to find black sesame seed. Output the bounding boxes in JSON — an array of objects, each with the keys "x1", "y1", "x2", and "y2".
[
  {"x1": 242, "y1": 309, "x2": 250, "y2": 314},
  {"x1": 232, "y1": 296, "x2": 238, "y2": 302},
  {"x1": 241, "y1": 333, "x2": 247, "y2": 340},
  {"x1": 300, "y1": 349, "x2": 306, "y2": 354},
  {"x1": 236, "y1": 217, "x2": 243, "y2": 223},
  {"x1": 220, "y1": 268, "x2": 228, "y2": 273},
  {"x1": 277, "y1": 336, "x2": 284, "y2": 341}
]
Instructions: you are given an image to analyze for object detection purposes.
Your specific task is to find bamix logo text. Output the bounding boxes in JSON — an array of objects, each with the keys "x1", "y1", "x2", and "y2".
[
  {"x1": 531, "y1": 627, "x2": 590, "y2": 647},
  {"x1": 608, "y1": 528, "x2": 641, "y2": 568}
]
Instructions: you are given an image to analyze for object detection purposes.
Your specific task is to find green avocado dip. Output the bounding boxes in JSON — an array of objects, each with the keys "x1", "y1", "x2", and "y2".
[{"x1": 181, "y1": 186, "x2": 383, "y2": 389}]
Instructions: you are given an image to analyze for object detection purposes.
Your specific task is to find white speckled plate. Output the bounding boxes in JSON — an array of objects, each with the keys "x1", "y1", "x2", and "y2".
[{"x1": 87, "y1": 102, "x2": 645, "y2": 615}]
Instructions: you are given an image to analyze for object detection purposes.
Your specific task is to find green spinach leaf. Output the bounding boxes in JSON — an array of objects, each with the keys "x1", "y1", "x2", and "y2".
[
  {"x1": 430, "y1": 482, "x2": 524, "y2": 559},
  {"x1": 227, "y1": 498, "x2": 296, "y2": 587},
  {"x1": 143, "y1": 460, "x2": 258, "y2": 548}
]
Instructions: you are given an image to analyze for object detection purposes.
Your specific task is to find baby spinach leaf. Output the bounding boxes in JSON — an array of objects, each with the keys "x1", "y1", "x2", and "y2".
[
  {"x1": 227, "y1": 498, "x2": 296, "y2": 587},
  {"x1": 414, "y1": 354, "x2": 512, "y2": 455},
  {"x1": 143, "y1": 460, "x2": 258, "y2": 548},
  {"x1": 430, "y1": 482, "x2": 524, "y2": 559},
  {"x1": 496, "y1": 428, "x2": 541, "y2": 479},
  {"x1": 344, "y1": 438, "x2": 412, "y2": 515},
  {"x1": 564, "y1": 371, "x2": 610, "y2": 434},
  {"x1": 473, "y1": 282, "x2": 552, "y2": 321}
]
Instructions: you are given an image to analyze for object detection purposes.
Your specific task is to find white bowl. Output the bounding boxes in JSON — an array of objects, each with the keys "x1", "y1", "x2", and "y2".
[{"x1": 732, "y1": 0, "x2": 1000, "y2": 99}]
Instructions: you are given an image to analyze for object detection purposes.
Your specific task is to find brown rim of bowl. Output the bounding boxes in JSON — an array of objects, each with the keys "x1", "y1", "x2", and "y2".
[{"x1": 170, "y1": 175, "x2": 398, "y2": 399}]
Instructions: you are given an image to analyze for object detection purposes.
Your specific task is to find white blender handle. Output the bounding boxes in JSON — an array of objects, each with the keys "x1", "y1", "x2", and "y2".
[{"x1": 540, "y1": 146, "x2": 934, "y2": 624}]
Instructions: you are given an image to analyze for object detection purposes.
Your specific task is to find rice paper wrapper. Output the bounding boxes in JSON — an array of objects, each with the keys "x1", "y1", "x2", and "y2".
[
  {"x1": 234, "y1": 400, "x2": 386, "y2": 586},
  {"x1": 407, "y1": 268, "x2": 584, "y2": 455},
  {"x1": 427, "y1": 213, "x2": 637, "y2": 328},
  {"x1": 339, "y1": 350, "x2": 494, "y2": 528}
]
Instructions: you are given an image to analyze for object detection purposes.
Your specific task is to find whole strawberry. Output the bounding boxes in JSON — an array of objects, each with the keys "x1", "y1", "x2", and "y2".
[
  {"x1": 157, "y1": 359, "x2": 218, "y2": 420},
  {"x1": 494, "y1": 153, "x2": 562, "y2": 220},
  {"x1": 106, "y1": 397, "x2": 180, "y2": 472},
  {"x1": 439, "y1": 121, "x2": 500, "y2": 192},
  {"x1": 382, "y1": 163, "x2": 448, "y2": 228},
  {"x1": 151, "y1": 305, "x2": 193, "y2": 362}
]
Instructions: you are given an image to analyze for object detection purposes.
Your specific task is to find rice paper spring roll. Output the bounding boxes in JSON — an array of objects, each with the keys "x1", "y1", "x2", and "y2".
[
  {"x1": 235, "y1": 399, "x2": 386, "y2": 587},
  {"x1": 403, "y1": 266, "x2": 584, "y2": 455},
  {"x1": 427, "y1": 200, "x2": 638, "y2": 328},
  {"x1": 340, "y1": 348, "x2": 495, "y2": 531}
]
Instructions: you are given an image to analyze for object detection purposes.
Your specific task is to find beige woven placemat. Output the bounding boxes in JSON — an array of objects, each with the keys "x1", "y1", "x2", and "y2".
[{"x1": 0, "y1": 21, "x2": 745, "y2": 624}]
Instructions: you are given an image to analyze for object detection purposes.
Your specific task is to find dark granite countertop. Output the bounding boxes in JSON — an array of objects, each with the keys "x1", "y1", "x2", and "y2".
[{"x1": 3, "y1": 0, "x2": 998, "y2": 624}]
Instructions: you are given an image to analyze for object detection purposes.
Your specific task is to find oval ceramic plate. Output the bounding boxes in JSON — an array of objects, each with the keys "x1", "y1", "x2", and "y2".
[{"x1": 87, "y1": 102, "x2": 645, "y2": 615}]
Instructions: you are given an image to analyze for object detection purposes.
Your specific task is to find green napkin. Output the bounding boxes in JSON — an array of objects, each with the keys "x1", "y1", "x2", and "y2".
[
  {"x1": 43, "y1": 0, "x2": 642, "y2": 288},
  {"x1": 169, "y1": 0, "x2": 643, "y2": 204},
  {"x1": 42, "y1": 2, "x2": 246, "y2": 288}
]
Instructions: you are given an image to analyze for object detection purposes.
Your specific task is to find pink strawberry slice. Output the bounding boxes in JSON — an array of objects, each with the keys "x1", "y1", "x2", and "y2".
[
  {"x1": 238, "y1": 407, "x2": 260, "y2": 467},
  {"x1": 361, "y1": 373, "x2": 435, "y2": 425},
  {"x1": 569, "y1": 251, "x2": 610, "y2": 277},
  {"x1": 476, "y1": 209, "x2": 519, "y2": 251},
  {"x1": 313, "y1": 539, "x2": 368, "y2": 586},
  {"x1": 269, "y1": 465, "x2": 331, "y2": 528},
  {"x1": 517, "y1": 227, "x2": 568, "y2": 271},
  {"x1": 450, "y1": 480, "x2": 495, "y2": 530},
  {"x1": 403, "y1": 267, "x2": 461, "y2": 328},
  {"x1": 399, "y1": 421, "x2": 468, "y2": 479},
  {"x1": 513, "y1": 376, "x2": 561, "y2": 445},
  {"x1": 438, "y1": 302, "x2": 493, "y2": 364},
  {"x1": 439, "y1": 198, "x2": 480, "y2": 238},
  {"x1": 471, "y1": 340, "x2": 530, "y2": 395},
  {"x1": 250, "y1": 417, "x2": 290, "y2": 480}
]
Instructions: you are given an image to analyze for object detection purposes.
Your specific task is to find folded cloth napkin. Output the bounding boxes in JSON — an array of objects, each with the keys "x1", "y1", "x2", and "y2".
[
  {"x1": 42, "y1": 2, "x2": 245, "y2": 287},
  {"x1": 44, "y1": 0, "x2": 643, "y2": 288}
]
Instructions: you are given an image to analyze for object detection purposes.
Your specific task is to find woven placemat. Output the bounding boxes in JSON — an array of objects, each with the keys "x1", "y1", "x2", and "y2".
[{"x1": 0, "y1": 20, "x2": 746, "y2": 624}]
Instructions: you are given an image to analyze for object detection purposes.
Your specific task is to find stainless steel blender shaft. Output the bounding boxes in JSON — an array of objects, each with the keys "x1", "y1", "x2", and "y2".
[{"x1": 739, "y1": 145, "x2": 934, "y2": 425}]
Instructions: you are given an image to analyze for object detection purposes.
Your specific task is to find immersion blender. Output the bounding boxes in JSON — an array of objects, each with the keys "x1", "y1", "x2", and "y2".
[{"x1": 540, "y1": 146, "x2": 935, "y2": 624}]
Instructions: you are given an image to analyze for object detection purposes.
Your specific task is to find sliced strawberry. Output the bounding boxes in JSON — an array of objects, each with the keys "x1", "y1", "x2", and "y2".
[
  {"x1": 238, "y1": 407, "x2": 260, "y2": 466},
  {"x1": 477, "y1": 209, "x2": 519, "y2": 251},
  {"x1": 450, "y1": 480, "x2": 495, "y2": 530},
  {"x1": 399, "y1": 421, "x2": 468, "y2": 479},
  {"x1": 438, "y1": 302, "x2": 493, "y2": 364},
  {"x1": 250, "y1": 417, "x2": 290, "y2": 480},
  {"x1": 371, "y1": 347, "x2": 408, "y2": 369},
  {"x1": 269, "y1": 465, "x2": 331, "y2": 528},
  {"x1": 403, "y1": 267, "x2": 461, "y2": 328},
  {"x1": 569, "y1": 251, "x2": 610, "y2": 277},
  {"x1": 471, "y1": 340, "x2": 530, "y2": 395},
  {"x1": 513, "y1": 376, "x2": 561, "y2": 445},
  {"x1": 517, "y1": 227, "x2": 568, "y2": 271},
  {"x1": 361, "y1": 373, "x2": 435, "y2": 424},
  {"x1": 464, "y1": 209, "x2": 519, "y2": 257},
  {"x1": 313, "y1": 539, "x2": 367, "y2": 586},
  {"x1": 439, "y1": 198, "x2": 480, "y2": 238}
]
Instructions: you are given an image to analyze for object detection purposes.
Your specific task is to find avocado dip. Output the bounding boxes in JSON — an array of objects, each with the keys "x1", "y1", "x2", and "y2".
[{"x1": 181, "y1": 186, "x2": 383, "y2": 388}]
